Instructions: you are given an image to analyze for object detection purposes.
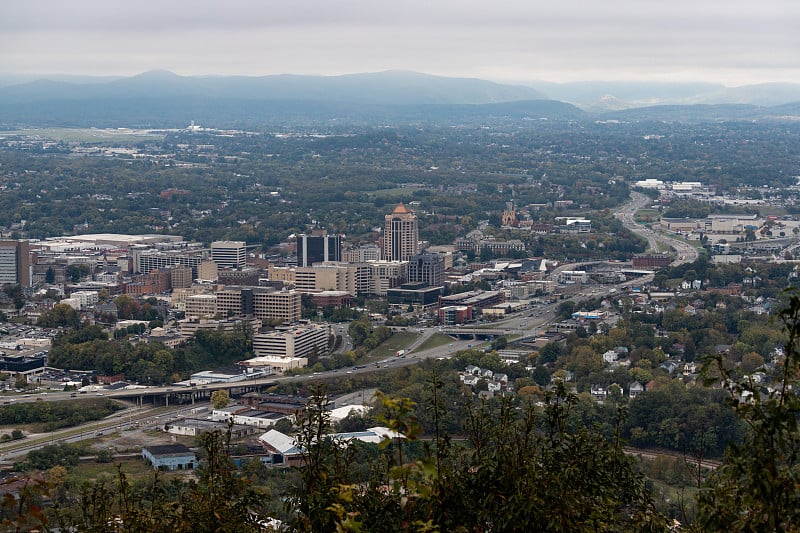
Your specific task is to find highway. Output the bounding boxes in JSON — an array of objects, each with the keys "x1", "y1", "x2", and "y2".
[
  {"x1": 615, "y1": 191, "x2": 698, "y2": 267},
  {"x1": 0, "y1": 190, "x2": 690, "y2": 460}
]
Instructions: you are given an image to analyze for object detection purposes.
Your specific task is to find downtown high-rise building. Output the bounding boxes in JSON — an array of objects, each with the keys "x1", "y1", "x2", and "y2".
[
  {"x1": 407, "y1": 253, "x2": 444, "y2": 287},
  {"x1": 296, "y1": 230, "x2": 341, "y2": 267},
  {"x1": 383, "y1": 203, "x2": 419, "y2": 262},
  {"x1": 211, "y1": 241, "x2": 247, "y2": 269},
  {"x1": 0, "y1": 240, "x2": 30, "y2": 287}
]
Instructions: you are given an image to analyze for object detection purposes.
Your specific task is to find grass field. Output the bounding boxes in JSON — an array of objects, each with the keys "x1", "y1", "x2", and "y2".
[
  {"x1": 414, "y1": 333, "x2": 454, "y2": 352},
  {"x1": 363, "y1": 331, "x2": 420, "y2": 362},
  {"x1": 0, "y1": 127, "x2": 164, "y2": 143},
  {"x1": 67, "y1": 456, "x2": 195, "y2": 487},
  {"x1": 633, "y1": 209, "x2": 661, "y2": 223}
]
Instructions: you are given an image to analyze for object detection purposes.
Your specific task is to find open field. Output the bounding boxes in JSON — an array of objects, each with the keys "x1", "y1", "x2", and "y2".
[
  {"x1": 0, "y1": 127, "x2": 165, "y2": 143},
  {"x1": 633, "y1": 209, "x2": 661, "y2": 223},
  {"x1": 363, "y1": 331, "x2": 420, "y2": 361},
  {"x1": 415, "y1": 333, "x2": 453, "y2": 352}
]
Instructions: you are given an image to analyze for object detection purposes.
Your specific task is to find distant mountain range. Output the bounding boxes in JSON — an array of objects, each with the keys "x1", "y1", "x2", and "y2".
[
  {"x1": 0, "y1": 70, "x2": 797, "y2": 128},
  {"x1": 531, "y1": 80, "x2": 800, "y2": 110},
  {"x1": 0, "y1": 70, "x2": 546, "y2": 106}
]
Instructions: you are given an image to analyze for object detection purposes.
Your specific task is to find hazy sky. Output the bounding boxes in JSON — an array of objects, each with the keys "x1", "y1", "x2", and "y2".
[{"x1": 2, "y1": 0, "x2": 799, "y2": 85}]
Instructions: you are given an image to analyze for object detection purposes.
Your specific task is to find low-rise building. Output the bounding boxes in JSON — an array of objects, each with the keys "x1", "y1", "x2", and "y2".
[
  {"x1": 252, "y1": 323, "x2": 330, "y2": 360},
  {"x1": 142, "y1": 444, "x2": 197, "y2": 471}
]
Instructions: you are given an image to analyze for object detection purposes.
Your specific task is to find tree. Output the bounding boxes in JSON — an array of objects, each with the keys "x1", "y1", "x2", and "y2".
[
  {"x1": 211, "y1": 390, "x2": 230, "y2": 410},
  {"x1": 532, "y1": 365, "x2": 551, "y2": 386},
  {"x1": 65, "y1": 263, "x2": 91, "y2": 282},
  {"x1": 538, "y1": 341, "x2": 561, "y2": 364},
  {"x1": 37, "y1": 303, "x2": 81, "y2": 329},
  {"x1": 696, "y1": 293, "x2": 800, "y2": 531},
  {"x1": 45, "y1": 267, "x2": 55, "y2": 284}
]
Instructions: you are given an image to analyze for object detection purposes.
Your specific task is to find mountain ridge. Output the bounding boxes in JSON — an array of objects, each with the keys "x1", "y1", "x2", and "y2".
[
  {"x1": 0, "y1": 70, "x2": 797, "y2": 128},
  {"x1": 0, "y1": 70, "x2": 547, "y2": 106}
]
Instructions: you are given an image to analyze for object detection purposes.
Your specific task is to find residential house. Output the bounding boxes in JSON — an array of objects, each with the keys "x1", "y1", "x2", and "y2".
[
  {"x1": 464, "y1": 365, "x2": 481, "y2": 376},
  {"x1": 590, "y1": 386, "x2": 608, "y2": 403},
  {"x1": 602, "y1": 350, "x2": 619, "y2": 364},
  {"x1": 629, "y1": 381, "x2": 644, "y2": 399}
]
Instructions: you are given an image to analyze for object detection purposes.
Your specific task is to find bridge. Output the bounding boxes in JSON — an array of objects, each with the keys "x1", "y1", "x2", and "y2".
[
  {"x1": 439, "y1": 327, "x2": 514, "y2": 339},
  {"x1": 101, "y1": 377, "x2": 280, "y2": 406}
]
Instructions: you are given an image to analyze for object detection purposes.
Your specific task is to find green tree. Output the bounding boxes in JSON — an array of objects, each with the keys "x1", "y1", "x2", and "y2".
[
  {"x1": 37, "y1": 303, "x2": 81, "y2": 329},
  {"x1": 211, "y1": 390, "x2": 230, "y2": 410},
  {"x1": 538, "y1": 341, "x2": 561, "y2": 364},
  {"x1": 65, "y1": 263, "x2": 91, "y2": 282},
  {"x1": 695, "y1": 293, "x2": 800, "y2": 531}
]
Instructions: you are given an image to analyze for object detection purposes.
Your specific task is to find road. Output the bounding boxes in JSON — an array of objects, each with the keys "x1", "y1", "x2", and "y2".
[
  {"x1": 2, "y1": 190, "x2": 694, "y2": 459},
  {"x1": 615, "y1": 191, "x2": 698, "y2": 267},
  {"x1": 0, "y1": 404, "x2": 182, "y2": 461}
]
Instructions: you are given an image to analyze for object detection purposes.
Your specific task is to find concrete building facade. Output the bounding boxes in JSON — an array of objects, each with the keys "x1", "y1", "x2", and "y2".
[
  {"x1": 383, "y1": 203, "x2": 419, "y2": 261},
  {"x1": 252, "y1": 322, "x2": 330, "y2": 359},
  {"x1": 211, "y1": 241, "x2": 247, "y2": 269},
  {"x1": 0, "y1": 240, "x2": 30, "y2": 287}
]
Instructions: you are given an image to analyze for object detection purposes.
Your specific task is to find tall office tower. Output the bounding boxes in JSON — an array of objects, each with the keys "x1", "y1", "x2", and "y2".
[
  {"x1": 211, "y1": 241, "x2": 247, "y2": 269},
  {"x1": 0, "y1": 240, "x2": 30, "y2": 287},
  {"x1": 383, "y1": 203, "x2": 419, "y2": 261},
  {"x1": 407, "y1": 253, "x2": 444, "y2": 287},
  {"x1": 296, "y1": 230, "x2": 341, "y2": 267}
]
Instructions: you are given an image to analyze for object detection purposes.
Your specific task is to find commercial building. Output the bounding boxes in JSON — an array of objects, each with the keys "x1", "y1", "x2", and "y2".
[
  {"x1": 383, "y1": 203, "x2": 419, "y2": 261},
  {"x1": 297, "y1": 231, "x2": 341, "y2": 267},
  {"x1": 454, "y1": 236, "x2": 525, "y2": 256},
  {"x1": 218, "y1": 267, "x2": 260, "y2": 286},
  {"x1": 185, "y1": 293, "x2": 218, "y2": 318},
  {"x1": 170, "y1": 265, "x2": 193, "y2": 289},
  {"x1": 142, "y1": 444, "x2": 196, "y2": 471},
  {"x1": 0, "y1": 240, "x2": 30, "y2": 287},
  {"x1": 211, "y1": 241, "x2": 247, "y2": 269},
  {"x1": 369, "y1": 261, "x2": 408, "y2": 296},
  {"x1": 131, "y1": 247, "x2": 207, "y2": 277},
  {"x1": 439, "y1": 305, "x2": 472, "y2": 325},
  {"x1": 125, "y1": 269, "x2": 171, "y2": 295},
  {"x1": 342, "y1": 244, "x2": 381, "y2": 263},
  {"x1": 177, "y1": 316, "x2": 262, "y2": 336},
  {"x1": 386, "y1": 282, "x2": 443, "y2": 309},
  {"x1": 559, "y1": 271, "x2": 588, "y2": 284},
  {"x1": 439, "y1": 290, "x2": 505, "y2": 311},
  {"x1": 294, "y1": 262, "x2": 371, "y2": 295},
  {"x1": 198, "y1": 260, "x2": 219, "y2": 282},
  {"x1": 407, "y1": 253, "x2": 444, "y2": 287},
  {"x1": 632, "y1": 254, "x2": 673, "y2": 269},
  {"x1": 215, "y1": 286, "x2": 301, "y2": 324},
  {"x1": 252, "y1": 323, "x2": 330, "y2": 360},
  {"x1": 67, "y1": 290, "x2": 99, "y2": 309}
]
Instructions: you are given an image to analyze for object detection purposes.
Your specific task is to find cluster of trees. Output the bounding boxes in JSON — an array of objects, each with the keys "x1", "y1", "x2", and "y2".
[
  {"x1": 113, "y1": 295, "x2": 162, "y2": 322},
  {"x1": 36, "y1": 303, "x2": 82, "y2": 329},
  {"x1": 47, "y1": 324, "x2": 252, "y2": 384},
  {"x1": 9, "y1": 289, "x2": 800, "y2": 531},
  {"x1": 301, "y1": 294, "x2": 363, "y2": 322},
  {"x1": 347, "y1": 319, "x2": 392, "y2": 351},
  {"x1": 5, "y1": 117, "x2": 796, "y2": 254},
  {"x1": 0, "y1": 398, "x2": 122, "y2": 432}
]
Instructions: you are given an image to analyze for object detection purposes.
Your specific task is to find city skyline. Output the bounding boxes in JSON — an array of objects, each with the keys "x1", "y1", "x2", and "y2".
[{"x1": 2, "y1": 0, "x2": 798, "y2": 86}]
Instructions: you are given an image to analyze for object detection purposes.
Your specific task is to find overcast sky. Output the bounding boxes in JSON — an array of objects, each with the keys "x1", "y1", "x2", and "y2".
[{"x1": 2, "y1": 0, "x2": 798, "y2": 85}]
